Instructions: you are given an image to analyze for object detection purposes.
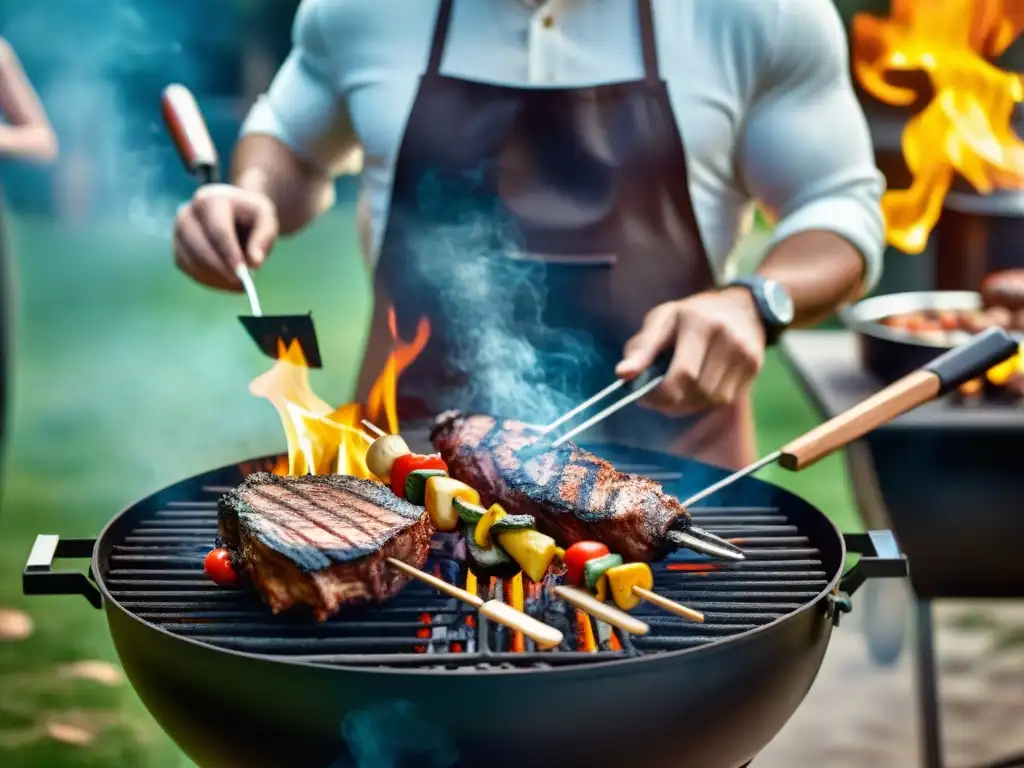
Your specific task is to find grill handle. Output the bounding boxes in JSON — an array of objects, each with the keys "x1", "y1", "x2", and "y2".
[
  {"x1": 780, "y1": 326, "x2": 1018, "y2": 470},
  {"x1": 824, "y1": 531, "x2": 907, "y2": 628},
  {"x1": 22, "y1": 535, "x2": 102, "y2": 609}
]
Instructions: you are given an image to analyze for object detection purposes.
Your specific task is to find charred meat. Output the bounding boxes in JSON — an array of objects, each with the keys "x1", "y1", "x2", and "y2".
[
  {"x1": 217, "y1": 472, "x2": 432, "y2": 620},
  {"x1": 430, "y1": 411, "x2": 690, "y2": 562}
]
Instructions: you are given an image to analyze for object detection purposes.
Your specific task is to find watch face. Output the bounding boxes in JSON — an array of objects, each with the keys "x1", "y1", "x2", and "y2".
[{"x1": 763, "y1": 280, "x2": 795, "y2": 325}]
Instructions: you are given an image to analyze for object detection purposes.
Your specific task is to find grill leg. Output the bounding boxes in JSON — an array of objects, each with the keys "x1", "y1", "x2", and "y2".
[{"x1": 915, "y1": 599, "x2": 943, "y2": 768}]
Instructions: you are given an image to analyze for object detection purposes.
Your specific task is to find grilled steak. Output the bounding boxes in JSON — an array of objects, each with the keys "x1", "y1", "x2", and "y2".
[
  {"x1": 430, "y1": 411, "x2": 689, "y2": 561},
  {"x1": 217, "y1": 472, "x2": 432, "y2": 621}
]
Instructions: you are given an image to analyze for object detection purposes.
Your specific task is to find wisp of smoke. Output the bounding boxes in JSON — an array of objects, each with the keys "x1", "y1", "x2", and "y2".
[
  {"x1": 405, "y1": 169, "x2": 600, "y2": 423},
  {"x1": 3, "y1": 0, "x2": 210, "y2": 234},
  {"x1": 332, "y1": 700, "x2": 458, "y2": 768}
]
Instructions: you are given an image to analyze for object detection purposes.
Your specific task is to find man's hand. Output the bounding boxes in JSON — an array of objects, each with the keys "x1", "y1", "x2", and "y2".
[
  {"x1": 172, "y1": 184, "x2": 279, "y2": 292},
  {"x1": 615, "y1": 288, "x2": 766, "y2": 415}
]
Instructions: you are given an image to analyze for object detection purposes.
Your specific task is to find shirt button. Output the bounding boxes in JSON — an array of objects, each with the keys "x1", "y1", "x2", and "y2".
[{"x1": 542, "y1": 14, "x2": 555, "y2": 28}]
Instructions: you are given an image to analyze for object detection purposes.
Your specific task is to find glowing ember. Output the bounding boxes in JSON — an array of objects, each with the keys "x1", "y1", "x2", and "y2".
[
  {"x1": 853, "y1": 0, "x2": 1024, "y2": 253},
  {"x1": 503, "y1": 573, "x2": 526, "y2": 653},
  {"x1": 985, "y1": 341, "x2": 1024, "y2": 384},
  {"x1": 249, "y1": 308, "x2": 429, "y2": 477}
]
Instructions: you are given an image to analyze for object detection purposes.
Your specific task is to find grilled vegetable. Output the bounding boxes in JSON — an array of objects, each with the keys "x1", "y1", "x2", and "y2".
[
  {"x1": 454, "y1": 498, "x2": 487, "y2": 524},
  {"x1": 594, "y1": 574, "x2": 608, "y2": 602},
  {"x1": 391, "y1": 454, "x2": 448, "y2": 499},
  {"x1": 424, "y1": 477, "x2": 480, "y2": 532},
  {"x1": 203, "y1": 548, "x2": 238, "y2": 587},
  {"x1": 584, "y1": 553, "x2": 623, "y2": 592},
  {"x1": 405, "y1": 468, "x2": 448, "y2": 506},
  {"x1": 490, "y1": 514, "x2": 535, "y2": 535},
  {"x1": 365, "y1": 434, "x2": 410, "y2": 483},
  {"x1": 606, "y1": 562, "x2": 654, "y2": 611},
  {"x1": 462, "y1": 523, "x2": 518, "y2": 579},
  {"x1": 474, "y1": 504, "x2": 507, "y2": 549},
  {"x1": 497, "y1": 529, "x2": 557, "y2": 582},
  {"x1": 563, "y1": 541, "x2": 610, "y2": 586}
]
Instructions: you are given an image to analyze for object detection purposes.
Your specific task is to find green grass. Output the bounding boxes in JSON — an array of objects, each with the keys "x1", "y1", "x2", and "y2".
[{"x1": 0, "y1": 204, "x2": 860, "y2": 767}]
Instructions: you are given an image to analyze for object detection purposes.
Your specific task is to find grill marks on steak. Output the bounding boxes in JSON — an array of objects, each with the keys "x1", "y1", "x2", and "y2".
[
  {"x1": 217, "y1": 473, "x2": 431, "y2": 621},
  {"x1": 430, "y1": 412, "x2": 689, "y2": 561}
]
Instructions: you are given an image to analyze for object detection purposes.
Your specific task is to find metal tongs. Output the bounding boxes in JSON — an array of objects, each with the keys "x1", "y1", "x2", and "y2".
[{"x1": 521, "y1": 355, "x2": 746, "y2": 561}]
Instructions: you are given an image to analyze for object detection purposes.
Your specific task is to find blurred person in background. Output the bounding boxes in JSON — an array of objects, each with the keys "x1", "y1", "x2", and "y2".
[
  {"x1": 171, "y1": 0, "x2": 883, "y2": 470},
  {"x1": 0, "y1": 36, "x2": 57, "y2": 495}
]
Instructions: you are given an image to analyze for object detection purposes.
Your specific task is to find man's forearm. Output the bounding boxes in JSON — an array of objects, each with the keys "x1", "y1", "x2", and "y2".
[
  {"x1": 754, "y1": 230, "x2": 868, "y2": 327},
  {"x1": 229, "y1": 134, "x2": 335, "y2": 236}
]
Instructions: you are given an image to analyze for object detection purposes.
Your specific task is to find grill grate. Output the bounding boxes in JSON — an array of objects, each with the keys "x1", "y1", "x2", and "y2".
[{"x1": 101, "y1": 461, "x2": 830, "y2": 670}]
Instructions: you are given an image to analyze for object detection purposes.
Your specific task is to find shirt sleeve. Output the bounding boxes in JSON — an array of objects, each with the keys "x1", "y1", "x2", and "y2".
[
  {"x1": 240, "y1": 0, "x2": 360, "y2": 176},
  {"x1": 738, "y1": 0, "x2": 886, "y2": 293}
]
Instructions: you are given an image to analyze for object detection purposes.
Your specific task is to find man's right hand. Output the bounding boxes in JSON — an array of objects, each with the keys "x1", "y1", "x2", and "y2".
[{"x1": 173, "y1": 184, "x2": 279, "y2": 292}]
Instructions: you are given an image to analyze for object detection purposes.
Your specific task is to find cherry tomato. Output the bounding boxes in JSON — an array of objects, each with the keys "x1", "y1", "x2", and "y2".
[
  {"x1": 562, "y1": 541, "x2": 610, "y2": 586},
  {"x1": 391, "y1": 454, "x2": 448, "y2": 498},
  {"x1": 204, "y1": 548, "x2": 238, "y2": 587}
]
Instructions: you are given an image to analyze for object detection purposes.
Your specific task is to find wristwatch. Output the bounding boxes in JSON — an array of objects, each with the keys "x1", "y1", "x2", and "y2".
[{"x1": 725, "y1": 275, "x2": 794, "y2": 346}]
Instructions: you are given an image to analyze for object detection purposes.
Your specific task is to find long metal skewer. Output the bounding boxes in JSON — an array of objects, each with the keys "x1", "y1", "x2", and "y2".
[{"x1": 680, "y1": 451, "x2": 781, "y2": 508}]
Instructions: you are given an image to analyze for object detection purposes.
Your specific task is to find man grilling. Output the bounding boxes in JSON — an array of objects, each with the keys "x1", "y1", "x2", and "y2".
[{"x1": 172, "y1": 0, "x2": 884, "y2": 470}]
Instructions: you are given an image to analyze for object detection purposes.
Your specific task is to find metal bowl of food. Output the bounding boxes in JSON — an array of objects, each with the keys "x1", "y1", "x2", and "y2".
[{"x1": 838, "y1": 288, "x2": 1024, "y2": 391}]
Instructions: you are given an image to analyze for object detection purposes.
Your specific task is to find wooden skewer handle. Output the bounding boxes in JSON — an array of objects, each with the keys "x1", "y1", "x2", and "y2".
[
  {"x1": 552, "y1": 586, "x2": 650, "y2": 636},
  {"x1": 479, "y1": 600, "x2": 564, "y2": 650},
  {"x1": 779, "y1": 327, "x2": 1018, "y2": 471},
  {"x1": 633, "y1": 586, "x2": 704, "y2": 623},
  {"x1": 387, "y1": 559, "x2": 565, "y2": 649},
  {"x1": 161, "y1": 84, "x2": 219, "y2": 183},
  {"x1": 387, "y1": 558, "x2": 483, "y2": 607}
]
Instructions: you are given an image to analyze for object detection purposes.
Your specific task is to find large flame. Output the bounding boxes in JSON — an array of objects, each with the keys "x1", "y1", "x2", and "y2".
[
  {"x1": 853, "y1": 0, "x2": 1024, "y2": 253},
  {"x1": 249, "y1": 308, "x2": 430, "y2": 477}
]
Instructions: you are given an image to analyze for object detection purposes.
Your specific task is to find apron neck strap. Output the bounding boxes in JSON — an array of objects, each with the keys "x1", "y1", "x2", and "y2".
[
  {"x1": 636, "y1": 0, "x2": 661, "y2": 84},
  {"x1": 426, "y1": 0, "x2": 455, "y2": 76},
  {"x1": 426, "y1": 0, "x2": 661, "y2": 83}
]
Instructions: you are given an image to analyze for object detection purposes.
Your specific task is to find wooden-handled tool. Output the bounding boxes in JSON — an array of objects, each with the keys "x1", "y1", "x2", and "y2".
[
  {"x1": 679, "y1": 326, "x2": 1019, "y2": 508},
  {"x1": 160, "y1": 83, "x2": 324, "y2": 368},
  {"x1": 387, "y1": 558, "x2": 564, "y2": 649}
]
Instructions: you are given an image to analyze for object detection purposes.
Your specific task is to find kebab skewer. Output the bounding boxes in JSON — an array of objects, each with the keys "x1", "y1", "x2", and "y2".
[{"x1": 362, "y1": 423, "x2": 701, "y2": 631}]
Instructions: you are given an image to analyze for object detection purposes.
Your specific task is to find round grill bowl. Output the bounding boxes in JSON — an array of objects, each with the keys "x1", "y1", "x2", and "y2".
[{"x1": 28, "y1": 447, "x2": 904, "y2": 768}]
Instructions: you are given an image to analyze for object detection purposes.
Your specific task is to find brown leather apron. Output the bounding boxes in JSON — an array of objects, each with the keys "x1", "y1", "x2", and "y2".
[{"x1": 355, "y1": 0, "x2": 755, "y2": 470}]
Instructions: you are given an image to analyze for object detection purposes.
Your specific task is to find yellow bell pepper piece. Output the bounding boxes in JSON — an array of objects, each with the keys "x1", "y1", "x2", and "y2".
[
  {"x1": 497, "y1": 529, "x2": 557, "y2": 582},
  {"x1": 594, "y1": 574, "x2": 609, "y2": 603},
  {"x1": 474, "y1": 504, "x2": 507, "y2": 549},
  {"x1": 606, "y1": 562, "x2": 654, "y2": 611},
  {"x1": 424, "y1": 476, "x2": 480, "y2": 532}
]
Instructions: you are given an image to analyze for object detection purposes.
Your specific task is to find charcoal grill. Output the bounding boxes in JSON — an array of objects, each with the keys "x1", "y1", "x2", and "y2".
[{"x1": 23, "y1": 434, "x2": 905, "y2": 768}]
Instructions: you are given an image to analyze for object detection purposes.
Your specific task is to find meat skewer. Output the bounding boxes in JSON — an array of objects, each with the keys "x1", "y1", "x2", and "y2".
[{"x1": 430, "y1": 412, "x2": 720, "y2": 562}]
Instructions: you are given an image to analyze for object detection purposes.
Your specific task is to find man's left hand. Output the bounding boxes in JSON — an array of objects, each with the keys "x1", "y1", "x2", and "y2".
[{"x1": 615, "y1": 288, "x2": 766, "y2": 415}]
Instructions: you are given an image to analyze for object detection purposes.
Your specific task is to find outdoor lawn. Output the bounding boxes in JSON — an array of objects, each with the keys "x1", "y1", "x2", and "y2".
[{"x1": 0, "y1": 202, "x2": 861, "y2": 767}]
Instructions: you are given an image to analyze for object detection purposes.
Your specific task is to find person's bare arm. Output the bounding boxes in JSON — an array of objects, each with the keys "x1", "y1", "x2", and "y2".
[
  {"x1": 739, "y1": 0, "x2": 885, "y2": 325},
  {"x1": 0, "y1": 38, "x2": 58, "y2": 162},
  {"x1": 230, "y1": 0, "x2": 358, "y2": 236},
  {"x1": 229, "y1": 134, "x2": 335, "y2": 236}
]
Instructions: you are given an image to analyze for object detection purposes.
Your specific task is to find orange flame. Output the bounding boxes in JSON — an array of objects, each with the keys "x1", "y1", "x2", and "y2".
[
  {"x1": 249, "y1": 308, "x2": 430, "y2": 477},
  {"x1": 853, "y1": 0, "x2": 1024, "y2": 254}
]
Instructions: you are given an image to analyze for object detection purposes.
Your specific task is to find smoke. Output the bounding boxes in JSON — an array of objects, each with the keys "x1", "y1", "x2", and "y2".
[
  {"x1": 403, "y1": 171, "x2": 601, "y2": 423},
  {"x1": 2, "y1": 0, "x2": 213, "y2": 233},
  {"x1": 332, "y1": 701, "x2": 458, "y2": 768}
]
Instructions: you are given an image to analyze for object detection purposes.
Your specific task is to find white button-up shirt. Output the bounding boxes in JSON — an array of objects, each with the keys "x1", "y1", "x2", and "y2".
[{"x1": 242, "y1": 0, "x2": 885, "y2": 289}]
